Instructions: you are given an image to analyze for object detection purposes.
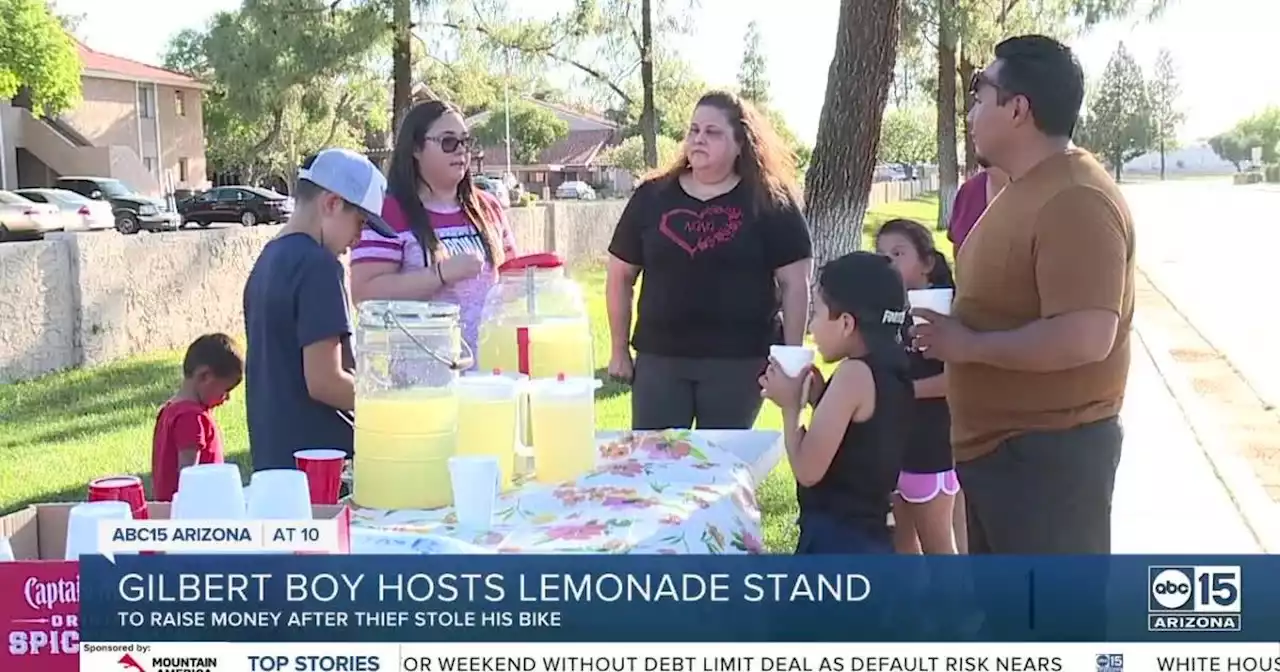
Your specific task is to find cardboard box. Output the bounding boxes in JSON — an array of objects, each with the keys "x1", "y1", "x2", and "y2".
[{"x1": 0, "y1": 502, "x2": 351, "y2": 672}]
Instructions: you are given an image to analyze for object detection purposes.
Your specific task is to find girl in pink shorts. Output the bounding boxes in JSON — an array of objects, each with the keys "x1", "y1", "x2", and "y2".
[{"x1": 876, "y1": 219, "x2": 961, "y2": 554}]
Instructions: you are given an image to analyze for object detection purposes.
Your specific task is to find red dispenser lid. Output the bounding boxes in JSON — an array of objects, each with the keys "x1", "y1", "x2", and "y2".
[{"x1": 498, "y1": 252, "x2": 564, "y2": 273}]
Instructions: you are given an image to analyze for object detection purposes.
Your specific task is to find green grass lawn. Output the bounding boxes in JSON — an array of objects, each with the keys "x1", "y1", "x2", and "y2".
[{"x1": 0, "y1": 194, "x2": 943, "y2": 553}]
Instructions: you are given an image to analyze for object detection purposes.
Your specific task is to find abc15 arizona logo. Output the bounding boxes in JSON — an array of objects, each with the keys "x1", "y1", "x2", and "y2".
[{"x1": 1147, "y1": 565, "x2": 1242, "y2": 632}]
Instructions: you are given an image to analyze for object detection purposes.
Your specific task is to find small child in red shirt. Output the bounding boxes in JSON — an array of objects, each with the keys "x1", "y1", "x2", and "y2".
[{"x1": 151, "y1": 333, "x2": 244, "y2": 501}]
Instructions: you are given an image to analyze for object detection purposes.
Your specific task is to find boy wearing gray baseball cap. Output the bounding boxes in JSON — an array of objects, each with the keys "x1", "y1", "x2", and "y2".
[{"x1": 242, "y1": 148, "x2": 394, "y2": 472}]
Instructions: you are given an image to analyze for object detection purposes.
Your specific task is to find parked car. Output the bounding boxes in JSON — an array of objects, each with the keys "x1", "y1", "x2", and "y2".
[
  {"x1": 53, "y1": 177, "x2": 181, "y2": 234},
  {"x1": 14, "y1": 188, "x2": 115, "y2": 232},
  {"x1": 0, "y1": 191, "x2": 61, "y2": 241},
  {"x1": 555, "y1": 181, "x2": 596, "y2": 200},
  {"x1": 873, "y1": 164, "x2": 909, "y2": 182},
  {"x1": 473, "y1": 176, "x2": 511, "y2": 207},
  {"x1": 178, "y1": 186, "x2": 294, "y2": 227}
]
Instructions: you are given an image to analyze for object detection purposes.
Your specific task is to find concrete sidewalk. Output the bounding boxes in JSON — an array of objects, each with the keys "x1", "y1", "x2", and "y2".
[{"x1": 1111, "y1": 330, "x2": 1260, "y2": 553}]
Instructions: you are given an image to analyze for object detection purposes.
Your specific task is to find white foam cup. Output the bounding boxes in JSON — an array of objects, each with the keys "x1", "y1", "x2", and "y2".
[
  {"x1": 246, "y1": 469, "x2": 314, "y2": 520},
  {"x1": 447, "y1": 455, "x2": 501, "y2": 530},
  {"x1": 0, "y1": 535, "x2": 15, "y2": 561},
  {"x1": 64, "y1": 501, "x2": 132, "y2": 560},
  {"x1": 908, "y1": 288, "x2": 954, "y2": 324},
  {"x1": 173, "y1": 463, "x2": 246, "y2": 520},
  {"x1": 770, "y1": 345, "x2": 815, "y2": 377}
]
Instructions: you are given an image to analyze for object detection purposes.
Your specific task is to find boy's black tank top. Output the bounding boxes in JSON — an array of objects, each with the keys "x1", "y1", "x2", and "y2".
[{"x1": 796, "y1": 351, "x2": 912, "y2": 526}]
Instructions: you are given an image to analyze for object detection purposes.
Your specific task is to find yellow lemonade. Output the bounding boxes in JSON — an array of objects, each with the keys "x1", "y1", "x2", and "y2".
[
  {"x1": 478, "y1": 318, "x2": 593, "y2": 379},
  {"x1": 353, "y1": 388, "x2": 458, "y2": 510},
  {"x1": 456, "y1": 386, "x2": 519, "y2": 491},
  {"x1": 528, "y1": 377, "x2": 601, "y2": 484}
]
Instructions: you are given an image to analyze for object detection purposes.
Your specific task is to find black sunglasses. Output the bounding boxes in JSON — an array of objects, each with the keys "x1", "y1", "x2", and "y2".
[{"x1": 427, "y1": 135, "x2": 474, "y2": 154}]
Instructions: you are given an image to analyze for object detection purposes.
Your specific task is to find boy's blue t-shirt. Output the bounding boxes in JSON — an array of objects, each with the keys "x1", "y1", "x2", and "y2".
[{"x1": 243, "y1": 232, "x2": 354, "y2": 471}]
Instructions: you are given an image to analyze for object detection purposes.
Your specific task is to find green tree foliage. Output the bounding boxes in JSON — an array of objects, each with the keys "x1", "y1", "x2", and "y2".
[
  {"x1": 1207, "y1": 132, "x2": 1249, "y2": 172},
  {"x1": 737, "y1": 21, "x2": 769, "y2": 106},
  {"x1": 471, "y1": 101, "x2": 569, "y2": 164},
  {"x1": 602, "y1": 134, "x2": 682, "y2": 175},
  {"x1": 1234, "y1": 107, "x2": 1280, "y2": 164},
  {"x1": 163, "y1": 0, "x2": 388, "y2": 182},
  {"x1": 878, "y1": 107, "x2": 937, "y2": 164},
  {"x1": 0, "y1": 0, "x2": 81, "y2": 116},
  {"x1": 1148, "y1": 47, "x2": 1183, "y2": 178},
  {"x1": 1082, "y1": 42, "x2": 1155, "y2": 180},
  {"x1": 1208, "y1": 107, "x2": 1280, "y2": 170}
]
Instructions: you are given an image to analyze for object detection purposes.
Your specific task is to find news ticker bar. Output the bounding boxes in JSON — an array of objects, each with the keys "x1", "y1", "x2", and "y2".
[{"x1": 78, "y1": 642, "x2": 1280, "y2": 672}]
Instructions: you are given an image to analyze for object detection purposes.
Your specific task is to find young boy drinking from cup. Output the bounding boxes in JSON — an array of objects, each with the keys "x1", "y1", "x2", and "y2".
[
  {"x1": 150, "y1": 333, "x2": 244, "y2": 501},
  {"x1": 759, "y1": 252, "x2": 913, "y2": 554}
]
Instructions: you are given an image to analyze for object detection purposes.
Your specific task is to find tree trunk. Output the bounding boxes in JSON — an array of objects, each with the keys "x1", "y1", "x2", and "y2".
[
  {"x1": 934, "y1": 0, "x2": 959, "y2": 232},
  {"x1": 958, "y1": 56, "x2": 977, "y2": 174},
  {"x1": 640, "y1": 0, "x2": 659, "y2": 169},
  {"x1": 1159, "y1": 132, "x2": 1166, "y2": 180},
  {"x1": 391, "y1": 0, "x2": 413, "y2": 137},
  {"x1": 803, "y1": 0, "x2": 903, "y2": 265}
]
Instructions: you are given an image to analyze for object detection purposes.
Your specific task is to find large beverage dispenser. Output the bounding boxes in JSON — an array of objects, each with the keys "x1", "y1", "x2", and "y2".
[
  {"x1": 353, "y1": 300, "x2": 472, "y2": 510},
  {"x1": 477, "y1": 253, "x2": 594, "y2": 378}
]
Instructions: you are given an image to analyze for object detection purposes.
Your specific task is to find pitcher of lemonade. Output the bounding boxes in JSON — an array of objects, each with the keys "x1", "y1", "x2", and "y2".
[
  {"x1": 477, "y1": 253, "x2": 594, "y2": 379},
  {"x1": 352, "y1": 301, "x2": 473, "y2": 510},
  {"x1": 528, "y1": 374, "x2": 603, "y2": 484},
  {"x1": 456, "y1": 373, "x2": 523, "y2": 490}
]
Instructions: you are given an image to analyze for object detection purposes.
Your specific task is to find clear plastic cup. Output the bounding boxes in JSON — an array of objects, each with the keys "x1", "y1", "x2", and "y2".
[{"x1": 447, "y1": 455, "x2": 501, "y2": 529}]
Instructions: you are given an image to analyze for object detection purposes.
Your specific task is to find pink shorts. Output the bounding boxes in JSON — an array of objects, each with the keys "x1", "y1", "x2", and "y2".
[{"x1": 896, "y1": 470, "x2": 960, "y2": 503}]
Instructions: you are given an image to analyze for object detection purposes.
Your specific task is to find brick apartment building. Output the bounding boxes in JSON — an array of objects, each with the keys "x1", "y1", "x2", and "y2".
[{"x1": 0, "y1": 40, "x2": 209, "y2": 197}]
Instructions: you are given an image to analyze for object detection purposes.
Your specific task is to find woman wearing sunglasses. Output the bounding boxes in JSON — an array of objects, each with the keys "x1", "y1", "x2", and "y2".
[{"x1": 350, "y1": 100, "x2": 518, "y2": 364}]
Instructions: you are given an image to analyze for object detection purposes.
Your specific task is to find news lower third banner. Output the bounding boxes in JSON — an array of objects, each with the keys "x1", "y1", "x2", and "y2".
[
  {"x1": 74, "y1": 642, "x2": 1280, "y2": 672},
  {"x1": 77, "y1": 555, "x2": 1275, "y2": 644}
]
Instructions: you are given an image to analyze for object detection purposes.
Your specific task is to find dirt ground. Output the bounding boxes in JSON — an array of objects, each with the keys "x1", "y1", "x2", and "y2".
[{"x1": 1137, "y1": 271, "x2": 1280, "y2": 501}]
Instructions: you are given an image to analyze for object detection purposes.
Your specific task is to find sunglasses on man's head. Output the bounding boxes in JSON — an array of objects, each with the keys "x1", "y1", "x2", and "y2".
[{"x1": 427, "y1": 135, "x2": 474, "y2": 154}]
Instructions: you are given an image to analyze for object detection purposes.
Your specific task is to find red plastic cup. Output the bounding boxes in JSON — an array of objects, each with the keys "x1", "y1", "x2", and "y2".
[
  {"x1": 293, "y1": 449, "x2": 346, "y2": 505},
  {"x1": 88, "y1": 475, "x2": 148, "y2": 520}
]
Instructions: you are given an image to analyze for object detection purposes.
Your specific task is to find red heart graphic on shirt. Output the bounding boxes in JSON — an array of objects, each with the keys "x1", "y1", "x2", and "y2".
[{"x1": 658, "y1": 206, "x2": 745, "y2": 257}]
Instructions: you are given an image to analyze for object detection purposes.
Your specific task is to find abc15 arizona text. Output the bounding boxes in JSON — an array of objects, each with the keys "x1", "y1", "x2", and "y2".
[{"x1": 1148, "y1": 566, "x2": 1242, "y2": 632}]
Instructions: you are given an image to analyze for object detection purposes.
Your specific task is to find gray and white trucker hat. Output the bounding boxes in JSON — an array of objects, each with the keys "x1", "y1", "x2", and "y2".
[{"x1": 297, "y1": 148, "x2": 395, "y2": 238}]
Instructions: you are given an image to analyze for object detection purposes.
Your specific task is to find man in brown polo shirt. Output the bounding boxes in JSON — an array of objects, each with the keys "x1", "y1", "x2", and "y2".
[{"x1": 913, "y1": 35, "x2": 1135, "y2": 554}]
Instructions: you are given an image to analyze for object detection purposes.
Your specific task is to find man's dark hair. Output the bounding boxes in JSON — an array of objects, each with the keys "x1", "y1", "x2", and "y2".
[
  {"x1": 183, "y1": 333, "x2": 244, "y2": 379},
  {"x1": 992, "y1": 35, "x2": 1084, "y2": 138}
]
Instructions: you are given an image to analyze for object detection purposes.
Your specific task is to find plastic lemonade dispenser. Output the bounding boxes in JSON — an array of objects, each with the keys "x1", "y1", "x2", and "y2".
[
  {"x1": 353, "y1": 301, "x2": 472, "y2": 510},
  {"x1": 478, "y1": 253, "x2": 594, "y2": 378}
]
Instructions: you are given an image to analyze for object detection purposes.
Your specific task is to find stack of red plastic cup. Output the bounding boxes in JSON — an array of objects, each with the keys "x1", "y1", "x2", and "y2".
[{"x1": 87, "y1": 475, "x2": 148, "y2": 520}]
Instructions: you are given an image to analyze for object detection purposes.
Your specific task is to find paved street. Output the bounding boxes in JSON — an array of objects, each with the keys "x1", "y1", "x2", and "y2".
[{"x1": 1123, "y1": 179, "x2": 1280, "y2": 411}]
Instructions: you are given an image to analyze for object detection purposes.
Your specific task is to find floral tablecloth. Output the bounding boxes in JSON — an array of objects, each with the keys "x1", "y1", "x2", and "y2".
[{"x1": 349, "y1": 430, "x2": 767, "y2": 555}]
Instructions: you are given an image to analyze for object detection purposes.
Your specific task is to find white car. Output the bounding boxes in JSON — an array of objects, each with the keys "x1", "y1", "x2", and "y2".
[
  {"x1": 555, "y1": 180, "x2": 597, "y2": 200},
  {"x1": 15, "y1": 188, "x2": 115, "y2": 232},
  {"x1": 0, "y1": 190, "x2": 61, "y2": 241}
]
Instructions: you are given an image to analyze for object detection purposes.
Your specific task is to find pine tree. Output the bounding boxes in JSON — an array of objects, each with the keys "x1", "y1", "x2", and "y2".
[
  {"x1": 1084, "y1": 42, "x2": 1155, "y2": 181},
  {"x1": 737, "y1": 21, "x2": 770, "y2": 106},
  {"x1": 1148, "y1": 48, "x2": 1184, "y2": 180}
]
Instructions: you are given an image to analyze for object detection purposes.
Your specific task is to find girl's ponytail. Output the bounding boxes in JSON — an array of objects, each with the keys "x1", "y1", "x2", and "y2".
[{"x1": 928, "y1": 249, "x2": 955, "y2": 289}]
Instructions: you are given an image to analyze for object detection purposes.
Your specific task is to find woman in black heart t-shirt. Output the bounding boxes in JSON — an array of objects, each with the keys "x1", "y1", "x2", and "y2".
[{"x1": 606, "y1": 90, "x2": 814, "y2": 431}]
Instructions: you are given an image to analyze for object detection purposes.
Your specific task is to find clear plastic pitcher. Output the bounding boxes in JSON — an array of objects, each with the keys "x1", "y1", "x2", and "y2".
[
  {"x1": 528, "y1": 375, "x2": 603, "y2": 484},
  {"x1": 353, "y1": 300, "x2": 473, "y2": 510},
  {"x1": 456, "y1": 373, "x2": 523, "y2": 491},
  {"x1": 478, "y1": 253, "x2": 594, "y2": 379}
]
